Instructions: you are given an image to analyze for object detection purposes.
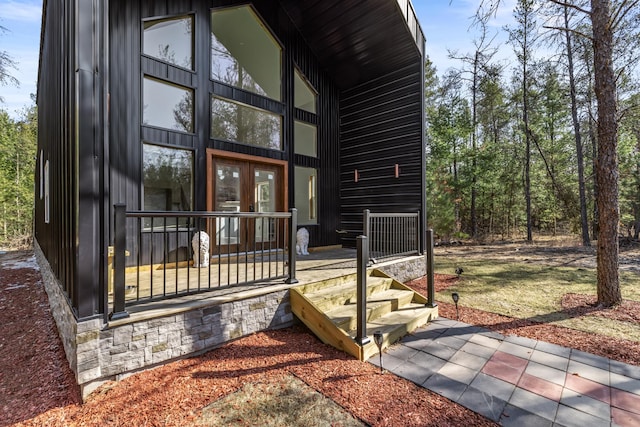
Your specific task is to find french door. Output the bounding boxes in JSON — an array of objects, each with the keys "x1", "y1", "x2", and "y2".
[{"x1": 206, "y1": 150, "x2": 287, "y2": 253}]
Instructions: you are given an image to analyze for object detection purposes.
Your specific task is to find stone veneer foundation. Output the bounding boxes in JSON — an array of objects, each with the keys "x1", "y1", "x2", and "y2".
[
  {"x1": 35, "y1": 241, "x2": 426, "y2": 399},
  {"x1": 34, "y1": 241, "x2": 294, "y2": 399},
  {"x1": 378, "y1": 255, "x2": 426, "y2": 283}
]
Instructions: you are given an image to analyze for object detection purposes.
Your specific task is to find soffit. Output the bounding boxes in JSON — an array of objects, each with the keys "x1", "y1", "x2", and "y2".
[{"x1": 280, "y1": 0, "x2": 423, "y2": 90}]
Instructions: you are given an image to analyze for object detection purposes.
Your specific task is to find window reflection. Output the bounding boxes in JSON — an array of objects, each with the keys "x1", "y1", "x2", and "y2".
[
  {"x1": 211, "y1": 6, "x2": 281, "y2": 100},
  {"x1": 295, "y1": 166, "x2": 317, "y2": 225},
  {"x1": 143, "y1": 77, "x2": 194, "y2": 133},
  {"x1": 211, "y1": 97, "x2": 282, "y2": 150},
  {"x1": 294, "y1": 69, "x2": 317, "y2": 114},
  {"x1": 294, "y1": 121, "x2": 317, "y2": 157},
  {"x1": 143, "y1": 15, "x2": 194, "y2": 70},
  {"x1": 143, "y1": 144, "x2": 193, "y2": 228}
]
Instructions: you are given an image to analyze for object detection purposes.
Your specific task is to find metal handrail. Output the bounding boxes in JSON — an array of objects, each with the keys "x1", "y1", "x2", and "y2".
[
  {"x1": 363, "y1": 209, "x2": 421, "y2": 262},
  {"x1": 109, "y1": 205, "x2": 297, "y2": 320}
]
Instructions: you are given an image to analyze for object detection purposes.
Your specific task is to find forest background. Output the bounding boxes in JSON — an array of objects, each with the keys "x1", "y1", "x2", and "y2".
[{"x1": 1, "y1": 0, "x2": 639, "y2": 257}]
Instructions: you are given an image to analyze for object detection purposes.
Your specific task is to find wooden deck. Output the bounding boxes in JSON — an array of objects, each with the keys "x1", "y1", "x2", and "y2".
[{"x1": 107, "y1": 247, "x2": 363, "y2": 324}]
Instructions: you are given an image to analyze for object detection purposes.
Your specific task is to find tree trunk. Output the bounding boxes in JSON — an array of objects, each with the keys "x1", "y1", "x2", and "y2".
[
  {"x1": 471, "y1": 52, "x2": 479, "y2": 238},
  {"x1": 523, "y1": 57, "x2": 532, "y2": 242},
  {"x1": 564, "y1": 5, "x2": 590, "y2": 247},
  {"x1": 591, "y1": 0, "x2": 621, "y2": 306}
]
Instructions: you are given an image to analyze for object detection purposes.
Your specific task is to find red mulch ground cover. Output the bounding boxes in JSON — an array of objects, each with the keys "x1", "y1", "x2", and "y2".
[
  {"x1": 2, "y1": 253, "x2": 639, "y2": 426},
  {"x1": 1, "y1": 252, "x2": 495, "y2": 427}
]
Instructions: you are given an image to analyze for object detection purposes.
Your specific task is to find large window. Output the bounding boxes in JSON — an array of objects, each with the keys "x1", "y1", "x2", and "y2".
[
  {"x1": 211, "y1": 6, "x2": 281, "y2": 100},
  {"x1": 295, "y1": 166, "x2": 317, "y2": 225},
  {"x1": 143, "y1": 15, "x2": 194, "y2": 70},
  {"x1": 294, "y1": 121, "x2": 317, "y2": 157},
  {"x1": 143, "y1": 144, "x2": 193, "y2": 227},
  {"x1": 211, "y1": 97, "x2": 282, "y2": 150},
  {"x1": 294, "y1": 69, "x2": 317, "y2": 113},
  {"x1": 143, "y1": 77, "x2": 194, "y2": 132}
]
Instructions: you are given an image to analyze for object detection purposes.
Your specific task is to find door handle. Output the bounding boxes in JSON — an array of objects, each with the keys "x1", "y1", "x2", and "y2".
[{"x1": 249, "y1": 204, "x2": 255, "y2": 212}]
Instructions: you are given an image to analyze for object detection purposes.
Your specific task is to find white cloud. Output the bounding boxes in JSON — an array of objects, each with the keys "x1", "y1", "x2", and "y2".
[{"x1": 0, "y1": 0, "x2": 42, "y2": 24}]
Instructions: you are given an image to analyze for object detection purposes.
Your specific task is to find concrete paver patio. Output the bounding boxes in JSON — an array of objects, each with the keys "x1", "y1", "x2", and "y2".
[{"x1": 370, "y1": 318, "x2": 640, "y2": 427}]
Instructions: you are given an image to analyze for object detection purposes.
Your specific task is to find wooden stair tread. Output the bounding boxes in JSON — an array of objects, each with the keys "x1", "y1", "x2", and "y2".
[
  {"x1": 305, "y1": 277, "x2": 393, "y2": 311},
  {"x1": 356, "y1": 304, "x2": 438, "y2": 360},
  {"x1": 327, "y1": 288, "x2": 416, "y2": 330}
]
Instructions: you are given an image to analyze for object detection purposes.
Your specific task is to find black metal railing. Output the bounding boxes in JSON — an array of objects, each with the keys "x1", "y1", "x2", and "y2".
[
  {"x1": 363, "y1": 209, "x2": 420, "y2": 262},
  {"x1": 109, "y1": 205, "x2": 297, "y2": 320},
  {"x1": 354, "y1": 228, "x2": 437, "y2": 350}
]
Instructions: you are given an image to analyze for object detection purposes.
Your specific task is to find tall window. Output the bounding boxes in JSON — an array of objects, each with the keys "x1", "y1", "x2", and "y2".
[
  {"x1": 294, "y1": 69, "x2": 317, "y2": 113},
  {"x1": 295, "y1": 166, "x2": 317, "y2": 225},
  {"x1": 211, "y1": 6, "x2": 281, "y2": 100},
  {"x1": 143, "y1": 77, "x2": 194, "y2": 133},
  {"x1": 143, "y1": 15, "x2": 194, "y2": 70},
  {"x1": 143, "y1": 144, "x2": 193, "y2": 227}
]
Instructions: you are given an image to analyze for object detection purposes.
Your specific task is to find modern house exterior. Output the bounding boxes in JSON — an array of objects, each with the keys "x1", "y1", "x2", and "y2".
[{"x1": 34, "y1": 0, "x2": 428, "y2": 397}]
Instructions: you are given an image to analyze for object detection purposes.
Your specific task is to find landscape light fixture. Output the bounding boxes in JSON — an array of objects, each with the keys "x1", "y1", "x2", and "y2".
[
  {"x1": 373, "y1": 330, "x2": 384, "y2": 374},
  {"x1": 451, "y1": 292, "x2": 460, "y2": 320}
]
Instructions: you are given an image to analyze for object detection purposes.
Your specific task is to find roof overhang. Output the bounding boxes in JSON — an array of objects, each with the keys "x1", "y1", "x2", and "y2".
[{"x1": 280, "y1": 0, "x2": 425, "y2": 90}]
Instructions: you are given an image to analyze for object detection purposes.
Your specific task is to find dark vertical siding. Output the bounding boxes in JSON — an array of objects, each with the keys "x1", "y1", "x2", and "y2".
[
  {"x1": 36, "y1": 0, "x2": 77, "y2": 313},
  {"x1": 36, "y1": 0, "x2": 106, "y2": 319},
  {"x1": 280, "y1": 4, "x2": 341, "y2": 248},
  {"x1": 109, "y1": 0, "x2": 343, "y2": 251},
  {"x1": 339, "y1": 62, "x2": 424, "y2": 247},
  {"x1": 37, "y1": 0, "x2": 422, "y2": 316}
]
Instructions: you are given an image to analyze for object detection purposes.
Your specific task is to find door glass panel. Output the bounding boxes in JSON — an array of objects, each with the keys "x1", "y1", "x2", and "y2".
[
  {"x1": 215, "y1": 164, "x2": 241, "y2": 244},
  {"x1": 254, "y1": 169, "x2": 276, "y2": 242}
]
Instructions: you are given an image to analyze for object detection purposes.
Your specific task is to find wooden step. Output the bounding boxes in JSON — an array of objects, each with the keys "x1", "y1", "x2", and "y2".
[
  {"x1": 305, "y1": 276, "x2": 393, "y2": 311},
  {"x1": 292, "y1": 272, "x2": 358, "y2": 295},
  {"x1": 353, "y1": 303, "x2": 439, "y2": 361},
  {"x1": 327, "y1": 288, "x2": 416, "y2": 331}
]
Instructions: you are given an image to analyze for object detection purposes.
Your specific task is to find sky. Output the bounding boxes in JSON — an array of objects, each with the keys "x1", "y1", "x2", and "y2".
[{"x1": 0, "y1": 0, "x2": 517, "y2": 119}]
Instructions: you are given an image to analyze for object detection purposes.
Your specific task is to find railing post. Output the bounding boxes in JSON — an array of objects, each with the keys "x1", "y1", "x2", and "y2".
[
  {"x1": 285, "y1": 208, "x2": 298, "y2": 284},
  {"x1": 363, "y1": 209, "x2": 371, "y2": 239},
  {"x1": 425, "y1": 229, "x2": 437, "y2": 308},
  {"x1": 356, "y1": 235, "x2": 371, "y2": 346},
  {"x1": 363, "y1": 209, "x2": 372, "y2": 262},
  {"x1": 416, "y1": 211, "x2": 421, "y2": 255},
  {"x1": 110, "y1": 203, "x2": 129, "y2": 320}
]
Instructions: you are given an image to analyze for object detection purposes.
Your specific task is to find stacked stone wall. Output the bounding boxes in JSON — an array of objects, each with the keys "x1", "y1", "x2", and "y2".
[
  {"x1": 378, "y1": 256, "x2": 426, "y2": 283},
  {"x1": 34, "y1": 242, "x2": 293, "y2": 399}
]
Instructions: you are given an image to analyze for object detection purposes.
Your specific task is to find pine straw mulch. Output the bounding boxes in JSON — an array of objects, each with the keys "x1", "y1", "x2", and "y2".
[{"x1": 2, "y1": 251, "x2": 639, "y2": 427}]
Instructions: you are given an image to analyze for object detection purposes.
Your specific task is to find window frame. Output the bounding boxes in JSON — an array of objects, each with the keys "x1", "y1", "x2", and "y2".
[
  {"x1": 141, "y1": 13, "x2": 196, "y2": 72},
  {"x1": 141, "y1": 142, "x2": 195, "y2": 230},
  {"x1": 209, "y1": 4, "x2": 284, "y2": 102},
  {"x1": 294, "y1": 165, "x2": 318, "y2": 226},
  {"x1": 142, "y1": 75, "x2": 196, "y2": 134},
  {"x1": 294, "y1": 67, "x2": 318, "y2": 114},
  {"x1": 210, "y1": 95, "x2": 283, "y2": 150}
]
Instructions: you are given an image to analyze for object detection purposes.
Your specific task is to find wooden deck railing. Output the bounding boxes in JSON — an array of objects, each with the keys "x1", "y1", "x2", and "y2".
[{"x1": 109, "y1": 205, "x2": 297, "y2": 320}]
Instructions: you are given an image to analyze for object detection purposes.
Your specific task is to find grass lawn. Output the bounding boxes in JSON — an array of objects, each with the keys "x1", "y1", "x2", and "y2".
[{"x1": 435, "y1": 256, "x2": 640, "y2": 342}]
